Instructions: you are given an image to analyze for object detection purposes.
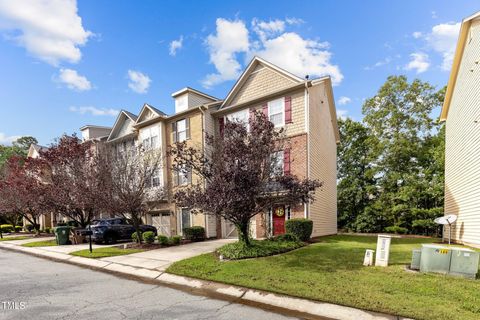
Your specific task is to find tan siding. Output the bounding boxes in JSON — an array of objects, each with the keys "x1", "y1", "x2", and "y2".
[
  {"x1": 445, "y1": 20, "x2": 480, "y2": 245},
  {"x1": 189, "y1": 93, "x2": 214, "y2": 108},
  {"x1": 308, "y1": 84, "x2": 337, "y2": 237},
  {"x1": 230, "y1": 65, "x2": 296, "y2": 105}
]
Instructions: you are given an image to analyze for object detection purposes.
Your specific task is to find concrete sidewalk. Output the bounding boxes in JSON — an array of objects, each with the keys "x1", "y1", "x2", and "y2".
[{"x1": 0, "y1": 238, "x2": 411, "y2": 320}]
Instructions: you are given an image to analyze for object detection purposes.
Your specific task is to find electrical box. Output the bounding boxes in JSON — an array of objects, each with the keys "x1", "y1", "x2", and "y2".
[
  {"x1": 420, "y1": 244, "x2": 451, "y2": 274},
  {"x1": 449, "y1": 248, "x2": 479, "y2": 279},
  {"x1": 410, "y1": 249, "x2": 421, "y2": 270},
  {"x1": 375, "y1": 235, "x2": 391, "y2": 267}
]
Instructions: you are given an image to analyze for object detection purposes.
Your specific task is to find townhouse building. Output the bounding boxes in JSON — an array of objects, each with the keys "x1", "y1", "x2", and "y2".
[{"x1": 80, "y1": 56, "x2": 340, "y2": 239}]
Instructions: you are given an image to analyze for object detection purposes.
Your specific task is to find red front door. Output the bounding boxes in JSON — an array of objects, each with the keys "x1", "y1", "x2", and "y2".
[{"x1": 273, "y1": 206, "x2": 286, "y2": 235}]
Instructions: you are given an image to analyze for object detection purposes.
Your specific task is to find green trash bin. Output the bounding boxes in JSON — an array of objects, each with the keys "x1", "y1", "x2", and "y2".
[{"x1": 55, "y1": 226, "x2": 71, "y2": 245}]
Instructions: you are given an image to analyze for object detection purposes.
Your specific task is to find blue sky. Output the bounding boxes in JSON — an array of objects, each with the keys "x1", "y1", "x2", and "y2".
[{"x1": 0, "y1": 0, "x2": 478, "y2": 145}]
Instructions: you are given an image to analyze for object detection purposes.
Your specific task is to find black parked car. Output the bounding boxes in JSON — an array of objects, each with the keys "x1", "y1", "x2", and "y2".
[{"x1": 89, "y1": 218, "x2": 157, "y2": 244}]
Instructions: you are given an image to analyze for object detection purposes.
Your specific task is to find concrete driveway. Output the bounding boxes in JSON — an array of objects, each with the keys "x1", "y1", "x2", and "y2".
[{"x1": 99, "y1": 238, "x2": 235, "y2": 271}]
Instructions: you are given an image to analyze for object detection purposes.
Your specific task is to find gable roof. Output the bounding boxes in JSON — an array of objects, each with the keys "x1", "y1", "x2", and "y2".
[
  {"x1": 221, "y1": 56, "x2": 304, "y2": 108},
  {"x1": 440, "y1": 11, "x2": 480, "y2": 121},
  {"x1": 27, "y1": 144, "x2": 48, "y2": 158},
  {"x1": 135, "y1": 103, "x2": 167, "y2": 126},
  {"x1": 107, "y1": 110, "x2": 138, "y2": 142}
]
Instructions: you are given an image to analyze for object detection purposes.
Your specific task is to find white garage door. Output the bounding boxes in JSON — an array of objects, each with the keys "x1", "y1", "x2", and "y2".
[{"x1": 152, "y1": 213, "x2": 171, "y2": 237}]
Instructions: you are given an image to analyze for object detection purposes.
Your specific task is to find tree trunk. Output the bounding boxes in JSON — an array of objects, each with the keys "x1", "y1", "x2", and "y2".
[
  {"x1": 133, "y1": 217, "x2": 142, "y2": 244},
  {"x1": 237, "y1": 222, "x2": 251, "y2": 246}
]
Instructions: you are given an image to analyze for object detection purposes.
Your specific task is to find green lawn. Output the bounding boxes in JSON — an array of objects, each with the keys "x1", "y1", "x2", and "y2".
[
  {"x1": 0, "y1": 236, "x2": 30, "y2": 242},
  {"x1": 218, "y1": 239, "x2": 305, "y2": 259},
  {"x1": 167, "y1": 235, "x2": 480, "y2": 320},
  {"x1": 21, "y1": 239, "x2": 58, "y2": 247},
  {"x1": 70, "y1": 247, "x2": 145, "y2": 258}
]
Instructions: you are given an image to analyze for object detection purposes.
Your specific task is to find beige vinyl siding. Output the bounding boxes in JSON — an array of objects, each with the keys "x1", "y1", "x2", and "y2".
[
  {"x1": 230, "y1": 65, "x2": 296, "y2": 105},
  {"x1": 188, "y1": 93, "x2": 214, "y2": 108},
  {"x1": 308, "y1": 83, "x2": 337, "y2": 237},
  {"x1": 444, "y1": 19, "x2": 480, "y2": 246}
]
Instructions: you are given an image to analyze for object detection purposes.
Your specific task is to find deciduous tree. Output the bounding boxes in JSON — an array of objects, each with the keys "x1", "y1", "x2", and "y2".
[{"x1": 169, "y1": 112, "x2": 321, "y2": 246}]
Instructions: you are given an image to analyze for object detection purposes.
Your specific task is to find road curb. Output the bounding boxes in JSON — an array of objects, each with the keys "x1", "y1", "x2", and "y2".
[{"x1": 0, "y1": 242, "x2": 412, "y2": 320}]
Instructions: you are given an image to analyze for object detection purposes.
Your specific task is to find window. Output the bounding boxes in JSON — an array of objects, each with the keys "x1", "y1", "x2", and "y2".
[
  {"x1": 151, "y1": 169, "x2": 161, "y2": 188},
  {"x1": 226, "y1": 109, "x2": 249, "y2": 131},
  {"x1": 177, "y1": 119, "x2": 187, "y2": 142},
  {"x1": 271, "y1": 150, "x2": 284, "y2": 176},
  {"x1": 173, "y1": 118, "x2": 190, "y2": 143},
  {"x1": 175, "y1": 164, "x2": 191, "y2": 186},
  {"x1": 268, "y1": 98, "x2": 284, "y2": 127},
  {"x1": 141, "y1": 126, "x2": 159, "y2": 150},
  {"x1": 181, "y1": 208, "x2": 191, "y2": 232}
]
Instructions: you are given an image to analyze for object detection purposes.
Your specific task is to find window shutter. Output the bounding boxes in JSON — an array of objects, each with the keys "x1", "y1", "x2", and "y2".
[
  {"x1": 185, "y1": 117, "x2": 191, "y2": 140},
  {"x1": 283, "y1": 148, "x2": 291, "y2": 175},
  {"x1": 249, "y1": 108, "x2": 255, "y2": 122},
  {"x1": 218, "y1": 117, "x2": 225, "y2": 136},
  {"x1": 262, "y1": 103, "x2": 268, "y2": 118},
  {"x1": 284, "y1": 96, "x2": 292, "y2": 124},
  {"x1": 187, "y1": 167, "x2": 192, "y2": 184},
  {"x1": 172, "y1": 122, "x2": 177, "y2": 143}
]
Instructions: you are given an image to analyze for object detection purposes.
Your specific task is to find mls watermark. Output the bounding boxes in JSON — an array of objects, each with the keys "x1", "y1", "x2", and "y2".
[{"x1": 1, "y1": 301, "x2": 26, "y2": 310}]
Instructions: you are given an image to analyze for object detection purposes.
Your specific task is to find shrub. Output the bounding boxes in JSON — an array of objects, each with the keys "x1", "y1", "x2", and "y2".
[
  {"x1": 157, "y1": 235, "x2": 169, "y2": 245},
  {"x1": 385, "y1": 225, "x2": 408, "y2": 234},
  {"x1": 25, "y1": 224, "x2": 40, "y2": 232},
  {"x1": 143, "y1": 231, "x2": 155, "y2": 244},
  {"x1": 15, "y1": 226, "x2": 23, "y2": 232},
  {"x1": 1, "y1": 224, "x2": 14, "y2": 233},
  {"x1": 218, "y1": 239, "x2": 305, "y2": 260},
  {"x1": 285, "y1": 219, "x2": 313, "y2": 241},
  {"x1": 131, "y1": 231, "x2": 142, "y2": 242},
  {"x1": 183, "y1": 226, "x2": 206, "y2": 242},
  {"x1": 44, "y1": 227, "x2": 51, "y2": 234},
  {"x1": 272, "y1": 233, "x2": 298, "y2": 242},
  {"x1": 170, "y1": 235, "x2": 181, "y2": 245}
]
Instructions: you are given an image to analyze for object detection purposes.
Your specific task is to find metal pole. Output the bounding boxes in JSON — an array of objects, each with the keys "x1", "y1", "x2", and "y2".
[{"x1": 88, "y1": 224, "x2": 92, "y2": 253}]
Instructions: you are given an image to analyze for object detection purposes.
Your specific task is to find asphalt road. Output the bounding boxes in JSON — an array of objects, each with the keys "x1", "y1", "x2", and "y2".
[{"x1": 0, "y1": 249, "x2": 298, "y2": 320}]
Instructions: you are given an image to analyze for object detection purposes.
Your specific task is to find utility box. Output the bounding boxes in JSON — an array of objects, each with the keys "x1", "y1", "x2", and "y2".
[
  {"x1": 449, "y1": 248, "x2": 479, "y2": 279},
  {"x1": 420, "y1": 244, "x2": 451, "y2": 274},
  {"x1": 410, "y1": 249, "x2": 421, "y2": 270},
  {"x1": 363, "y1": 249, "x2": 375, "y2": 266},
  {"x1": 375, "y1": 235, "x2": 392, "y2": 267}
]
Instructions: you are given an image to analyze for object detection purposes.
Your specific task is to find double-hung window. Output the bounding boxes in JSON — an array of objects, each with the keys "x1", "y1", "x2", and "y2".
[
  {"x1": 268, "y1": 98, "x2": 285, "y2": 128},
  {"x1": 175, "y1": 164, "x2": 191, "y2": 186},
  {"x1": 172, "y1": 118, "x2": 190, "y2": 143},
  {"x1": 151, "y1": 169, "x2": 161, "y2": 188},
  {"x1": 226, "y1": 109, "x2": 249, "y2": 131},
  {"x1": 142, "y1": 126, "x2": 159, "y2": 150},
  {"x1": 271, "y1": 150, "x2": 284, "y2": 177}
]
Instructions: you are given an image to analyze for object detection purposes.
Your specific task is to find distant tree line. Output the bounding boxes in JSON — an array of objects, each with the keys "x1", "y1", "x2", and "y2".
[{"x1": 337, "y1": 75, "x2": 445, "y2": 235}]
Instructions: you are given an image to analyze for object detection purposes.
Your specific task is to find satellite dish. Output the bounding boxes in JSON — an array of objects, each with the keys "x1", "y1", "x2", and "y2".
[{"x1": 434, "y1": 214, "x2": 458, "y2": 244}]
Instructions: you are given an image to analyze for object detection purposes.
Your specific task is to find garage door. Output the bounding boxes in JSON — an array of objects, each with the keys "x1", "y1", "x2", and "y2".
[{"x1": 152, "y1": 213, "x2": 171, "y2": 237}]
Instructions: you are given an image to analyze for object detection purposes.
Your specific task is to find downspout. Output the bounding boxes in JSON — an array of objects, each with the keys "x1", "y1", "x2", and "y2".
[
  {"x1": 304, "y1": 80, "x2": 310, "y2": 219},
  {"x1": 198, "y1": 105, "x2": 209, "y2": 237}
]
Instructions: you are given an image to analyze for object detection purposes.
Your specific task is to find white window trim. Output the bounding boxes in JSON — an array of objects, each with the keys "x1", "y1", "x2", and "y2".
[{"x1": 268, "y1": 97, "x2": 285, "y2": 128}]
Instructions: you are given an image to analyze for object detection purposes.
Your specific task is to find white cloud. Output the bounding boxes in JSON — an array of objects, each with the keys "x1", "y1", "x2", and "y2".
[
  {"x1": 57, "y1": 68, "x2": 91, "y2": 91},
  {"x1": 412, "y1": 31, "x2": 422, "y2": 39},
  {"x1": 0, "y1": 132, "x2": 21, "y2": 145},
  {"x1": 285, "y1": 17, "x2": 305, "y2": 25},
  {"x1": 127, "y1": 70, "x2": 151, "y2": 94},
  {"x1": 253, "y1": 32, "x2": 343, "y2": 85},
  {"x1": 169, "y1": 36, "x2": 183, "y2": 56},
  {"x1": 202, "y1": 18, "x2": 250, "y2": 88},
  {"x1": 202, "y1": 17, "x2": 342, "y2": 88},
  {"x1": 364, "y1": 57, "x2": 392, "y2": 70},
  {"x1": 404, "y1": 52, "x2": 430, "y2": 73},
  {"x1": 0, "y1": 0, "x2": 92, "y2": 66},
  {"x1": 337, "y1": 109, "x2": 349, "y2": 120},
  {"x1": 69, "y1": 106, "x2": 119, "y2": 117},
  {"x1": 426, "y1": 22, "x2": 460, "y2": 71},
  {"x1": 252, "y1": 18, "x2": 285, "y2": 41},
  {"x1": 337, "y1": 96, "x2": 351, "y2": 105}
]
